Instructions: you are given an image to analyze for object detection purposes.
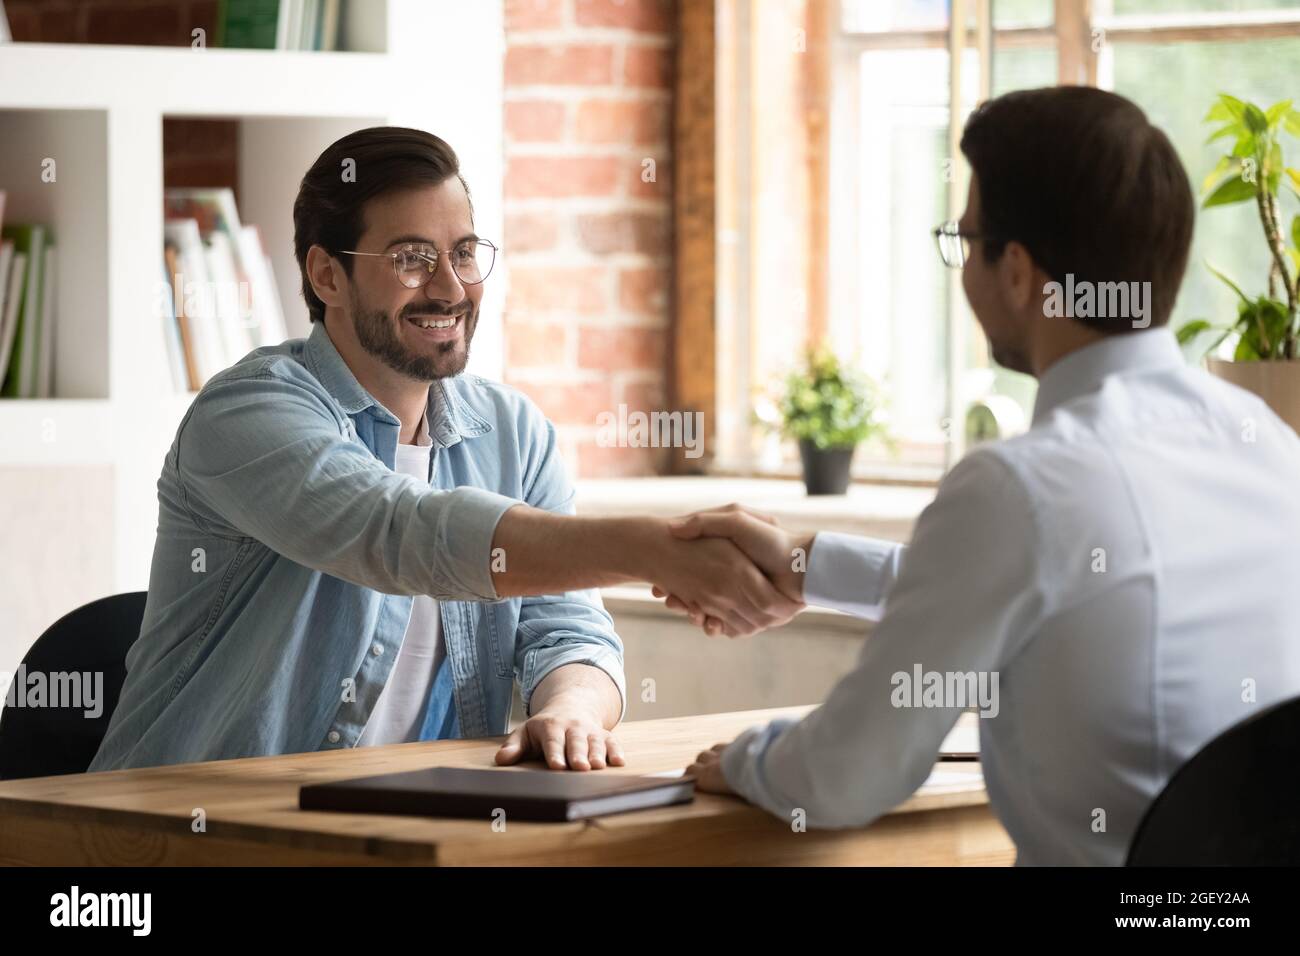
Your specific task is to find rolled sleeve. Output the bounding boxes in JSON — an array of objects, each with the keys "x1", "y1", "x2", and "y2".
[
  {"x1": 435, "y1": 488, "x2": 519, "y2": 602},
  {"x1": 521, "y1": 636, "x2": 627, "y2": 724}
]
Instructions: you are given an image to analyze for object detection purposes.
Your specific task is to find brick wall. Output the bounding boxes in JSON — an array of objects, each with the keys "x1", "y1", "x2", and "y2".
[
  {"x1": 503, "y1": 0, "x2": 676, "y2": 478},
  {"x1": 9, "y1": 0, "x2": 680, "y2": 479}
]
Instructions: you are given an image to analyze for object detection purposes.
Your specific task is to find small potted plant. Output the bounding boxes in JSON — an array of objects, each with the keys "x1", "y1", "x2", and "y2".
[
  {"x1": 778, "y1": 347, "x2": 885, "y2": 495},
  {"x1": 1178, "y1": 93, "x2": 1300, "y2": 431}
]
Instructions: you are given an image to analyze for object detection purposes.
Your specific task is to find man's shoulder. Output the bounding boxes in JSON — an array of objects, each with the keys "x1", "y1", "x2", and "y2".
[
  {"x1": 203, "y1": 337, "x2": 315, "y2": 388},
  {"x1": 444, "y1": 373, "x2": 554, "y2": 436}
]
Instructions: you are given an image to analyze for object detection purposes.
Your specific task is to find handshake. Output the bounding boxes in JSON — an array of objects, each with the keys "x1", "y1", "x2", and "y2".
[{"x1": 641, "y1": 504, "x2": 815, "y2": 638}]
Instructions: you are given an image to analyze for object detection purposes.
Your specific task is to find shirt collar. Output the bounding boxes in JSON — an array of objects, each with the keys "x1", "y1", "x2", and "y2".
[
  {"x1": 1031, "y1": 327, "x2": 1184, "y2": 426},
  {"x1": 304, "y1": 320, "x2": 493, "y2": 447}
]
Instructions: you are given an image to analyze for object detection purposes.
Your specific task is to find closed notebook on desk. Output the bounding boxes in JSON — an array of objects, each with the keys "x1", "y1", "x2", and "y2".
[{"x1": 299, "y1": 766, "x2": 695, "y2": 822}]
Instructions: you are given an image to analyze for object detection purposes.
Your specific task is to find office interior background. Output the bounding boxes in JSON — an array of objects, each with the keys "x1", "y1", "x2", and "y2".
[{"x1": 1, "y1": 0, "x2": 1297, "y2": 722}]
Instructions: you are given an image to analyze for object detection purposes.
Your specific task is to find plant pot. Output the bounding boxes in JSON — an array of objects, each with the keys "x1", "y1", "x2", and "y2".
[
  {"x1": 798, "y1": 439, "x2": 856, "y2": 495},
  {"x1": 1206, "y1": 358, "x2": 1300, "y2": 434}
]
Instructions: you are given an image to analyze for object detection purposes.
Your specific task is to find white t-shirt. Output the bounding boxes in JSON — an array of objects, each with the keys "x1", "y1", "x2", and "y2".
[{"x1": 357, "y1": 412, "x2": 444, "y2": 746}]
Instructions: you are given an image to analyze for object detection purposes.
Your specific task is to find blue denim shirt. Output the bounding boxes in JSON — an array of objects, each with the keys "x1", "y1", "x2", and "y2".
[{"x1": 89, "y1": 321, "x2": 625, "y2": 772}]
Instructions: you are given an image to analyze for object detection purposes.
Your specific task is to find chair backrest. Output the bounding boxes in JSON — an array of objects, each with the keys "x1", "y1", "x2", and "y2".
[
  {"x1": 0, "y1": 591, "x2": 147, "y2": 780},
  {"x1": 1127, "y1": 694, "x2": 1300, "y2": 865}
]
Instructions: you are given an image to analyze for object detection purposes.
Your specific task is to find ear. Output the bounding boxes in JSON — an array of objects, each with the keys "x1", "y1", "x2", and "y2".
[
  {"x1": 306, "y1": 245, "x2": 347, "y2": 310},
  {"x1": 997, "y1": 240, "x2": 1039, "y2": 314}
]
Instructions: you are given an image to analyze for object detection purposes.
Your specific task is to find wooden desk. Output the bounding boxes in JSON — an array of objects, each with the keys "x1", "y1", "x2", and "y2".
[{"x1": 0, "y1": 708, "x2": 1015, "y2": 866}]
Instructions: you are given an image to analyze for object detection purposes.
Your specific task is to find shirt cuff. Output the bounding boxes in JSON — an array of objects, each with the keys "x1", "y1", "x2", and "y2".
[
  {"x1": 804, "y1": 531, "x2": 904, "y2": 621},
  {"x1": 524, "y1": 651, "x2": 627, "y2": 725}
]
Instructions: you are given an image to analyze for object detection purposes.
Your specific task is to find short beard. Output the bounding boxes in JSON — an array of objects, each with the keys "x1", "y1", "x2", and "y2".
[{"x1": 348, "y1": 285, "x2": 475, "y2": 381}]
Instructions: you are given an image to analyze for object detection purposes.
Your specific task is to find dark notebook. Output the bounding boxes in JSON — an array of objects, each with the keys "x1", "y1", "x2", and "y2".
[{"x1": 299, "y1": 766, "x2": 696, "y2": 822}]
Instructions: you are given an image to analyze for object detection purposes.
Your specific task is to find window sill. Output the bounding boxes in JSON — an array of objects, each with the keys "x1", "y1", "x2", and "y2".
[{"x1": 574, "y1": 475, "x2": 934, "y2": 542}]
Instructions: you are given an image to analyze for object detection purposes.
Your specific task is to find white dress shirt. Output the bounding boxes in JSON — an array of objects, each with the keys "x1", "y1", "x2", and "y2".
[{"x1": 720, "y1": 327, "x2": 1300, "y2": 865}]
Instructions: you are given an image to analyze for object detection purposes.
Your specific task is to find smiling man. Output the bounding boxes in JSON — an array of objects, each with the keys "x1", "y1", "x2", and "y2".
[{"x1": 89, "y1": 127, "x2": 799, "y2": 774}]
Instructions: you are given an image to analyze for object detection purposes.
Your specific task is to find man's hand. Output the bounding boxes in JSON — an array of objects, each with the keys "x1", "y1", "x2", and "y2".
[
  {"x1": 684, "y1": 742, "x2": 736, "y2": 795},
  {"x1": 645, "y1": 530, "x2": 804, "y2": 638},
  {"x1": 653, "y1": 504, "x2": 815, "y2": 636},
  {"x1": 495, "y1": 694, "x2": 626, "y2": 771},
  {"x1": 496, "y1": 664, "x2": 623, "y2": 771}
]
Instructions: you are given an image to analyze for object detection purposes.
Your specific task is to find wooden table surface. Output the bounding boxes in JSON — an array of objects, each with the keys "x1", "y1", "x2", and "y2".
[{"x1": 0, "y1": 707, "x2": 1016, "y2": 866}]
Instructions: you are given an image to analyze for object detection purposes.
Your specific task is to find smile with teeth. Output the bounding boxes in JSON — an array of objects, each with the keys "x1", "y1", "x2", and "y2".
[{"x1": 409, "y1": 315, "x2": 459, "y2": 329}]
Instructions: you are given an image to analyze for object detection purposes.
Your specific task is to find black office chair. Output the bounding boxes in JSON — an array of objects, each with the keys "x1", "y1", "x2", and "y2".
[
  {"x1": 1126, "y1": 694, "x2": 1300, "y2": 865},
  {"x1": 0, "y1": 591, "x2": 147, "y2": 780}
]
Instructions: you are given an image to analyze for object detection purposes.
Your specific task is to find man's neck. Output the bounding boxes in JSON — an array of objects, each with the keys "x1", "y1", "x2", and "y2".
[{"x1": 322, "y1": 316, "x2": 430, "y2": 444}]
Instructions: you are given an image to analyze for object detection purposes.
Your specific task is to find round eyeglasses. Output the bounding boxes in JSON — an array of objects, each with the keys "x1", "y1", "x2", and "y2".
[{"x1": 339, "y1": 239, "x2": 498, "y2": 288}]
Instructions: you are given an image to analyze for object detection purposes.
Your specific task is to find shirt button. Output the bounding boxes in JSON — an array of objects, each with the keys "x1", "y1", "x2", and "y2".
[
  {"x1": 327, "y1": 731, "x2": 340, "y2": 743},
  {"x1": 371, "y1": 643, "x2": 383, "y2": 656}
]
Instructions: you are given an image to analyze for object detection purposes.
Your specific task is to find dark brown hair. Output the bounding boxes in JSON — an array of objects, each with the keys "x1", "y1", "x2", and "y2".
[
  {"x1": 293, "y1": 126, "x2": 471, "y2": 323},
  {"x1": 960, "y1": 86, "x2": 1194, "y2": 332}
]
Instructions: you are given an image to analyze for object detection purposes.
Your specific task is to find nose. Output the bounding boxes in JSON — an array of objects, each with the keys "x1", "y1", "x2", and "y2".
[{"x1": 424, "y1": 250, "x2": 466, "y2": 307}]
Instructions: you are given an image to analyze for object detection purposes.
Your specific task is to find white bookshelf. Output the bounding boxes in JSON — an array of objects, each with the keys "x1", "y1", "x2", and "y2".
[{"x1": 0, "y1": 0, "x2": 505, "y2": 675}]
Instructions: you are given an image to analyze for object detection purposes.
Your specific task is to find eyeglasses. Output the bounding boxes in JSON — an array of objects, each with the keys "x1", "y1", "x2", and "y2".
[
  {"x1": 339, "y1": 239, "x2": 499, "y2": 288},
  {"x1": 932, "y1": 220, "x2": 998, "y2": 269}
]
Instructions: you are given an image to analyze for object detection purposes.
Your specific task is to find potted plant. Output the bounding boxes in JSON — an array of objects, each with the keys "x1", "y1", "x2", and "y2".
[
  {"x1": 778, "y1": 347, "x2": 886, "y2": 495},
  {"x1": 1178, "y1": 93, "x2": 1300, "y2": 431}
]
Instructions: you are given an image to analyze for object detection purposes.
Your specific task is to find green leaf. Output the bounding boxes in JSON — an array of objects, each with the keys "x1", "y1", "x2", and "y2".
[
  {"x1": 1244, "y1": 103, "x2": 1269, "y2": 134},
  {"x1": 1201, "y1": 156, "x2": 1234, "y2": 194},
  {"x1": 1293, "y1": 213, "x2": 1300, "y2": 252},
  {"x1": 1176, "y1": 319, "x2": 1214, "y2": 345},
  {"x1": 1234, "y1": 333, "x2": 1262, "y2": 362},
  {"x1": 1206, "y1": 122, "x2": 1240, "y2": 145},
  {"x1": 1206, "y1": 261, "x2": 1250, "y2": 304},
  {"x1": 1203, "y1": 174, "x2": 1257, "y2": 208},
  {"x1": 1286, "y1": 109, "x2": 1300, "y2": 138},
  {"x1": 1231, "y1": 131, "x2": 1257, "y2": 159},
  {"x1": 1216, "y1": 93, "x2": 1247, "y2": 123},
  {"x1": 1288, "y1": 168, "x2": 1300, "y2": 196},
  {"x1": 1266, "y1": 99, "x2": 1294, "y2": 127}
]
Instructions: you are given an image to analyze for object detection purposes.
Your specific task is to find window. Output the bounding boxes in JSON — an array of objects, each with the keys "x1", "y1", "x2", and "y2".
[{"x1": 707, "y1": 0, "x2": 1300, "y2": 483}]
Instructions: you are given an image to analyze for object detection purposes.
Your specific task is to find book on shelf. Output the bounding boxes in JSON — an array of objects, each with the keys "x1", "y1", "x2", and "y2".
[
  {"x1": 163, "y1": 187, "x2": 288, "y2": 392},
  {"x1": 211, "y1": 0, "x2": 341, "y2": 52},
  {"x1": 0, "y1": 242, "x2": 22, "y2": 388},
  {"x1": 0, "y1": 223, "x2": 54, "y2": 399},
  {"x1": 215, "y1": 0, "x2": 282, "y2": 50}
]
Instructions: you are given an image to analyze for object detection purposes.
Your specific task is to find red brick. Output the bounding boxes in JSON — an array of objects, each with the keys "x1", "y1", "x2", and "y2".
[
  {"x1": 506, "y1": 44, "x2": 616, "y2": 86},
  {"x1": 624, "y1": 46, "x2": 673, "y2": 88},
  {"x1": 505, "y1": 0, "x2": 566, "y2": 31},
  {"x1": 576, "y1": 211, "x2": 671, "y2": 255},
  {"x1": 508, "y1": 267, "x2": 608, "y2": 314},
  {"x1": 505, "y1": 319, "x2": 569, "y2": 369},
  {"x1": 629, "y1": 155, "x2": 670, "y2": 198},
  {"x1": 505, "y1": 100, "x2": 567, "y2": 143},
  {"x1": 504, "y1": 212, "x2": 561, "y2": 253},
  {"x1": 574, "y1": 98, "x2": 669, "y2": 145},
  {"x1": 623, "y1": 381, "x2": 668, "y2": 413},
  {"x1": 506, "y1": 156, "x2": 623, "y2": 199},
  {"x1": 574, "y1": 0, "x2": 674, "y2": 33},
  {"x1": 578, "y1": 440, "x2": 665, "y2": 478},
  {"x1": 579, "y1": 326, "x2": 665, "y2": 371},
  {"x1": 514, "y1": 381, "x2": 613, "y2": 426},
  {"x1": 618, "y1": 266, "x2": 669, "y2": 314}
]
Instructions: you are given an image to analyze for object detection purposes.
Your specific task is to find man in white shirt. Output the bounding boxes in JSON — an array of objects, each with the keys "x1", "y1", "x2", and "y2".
[{"x1": 670, "y1": 86, "x2": 1300, "y2": 864}]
